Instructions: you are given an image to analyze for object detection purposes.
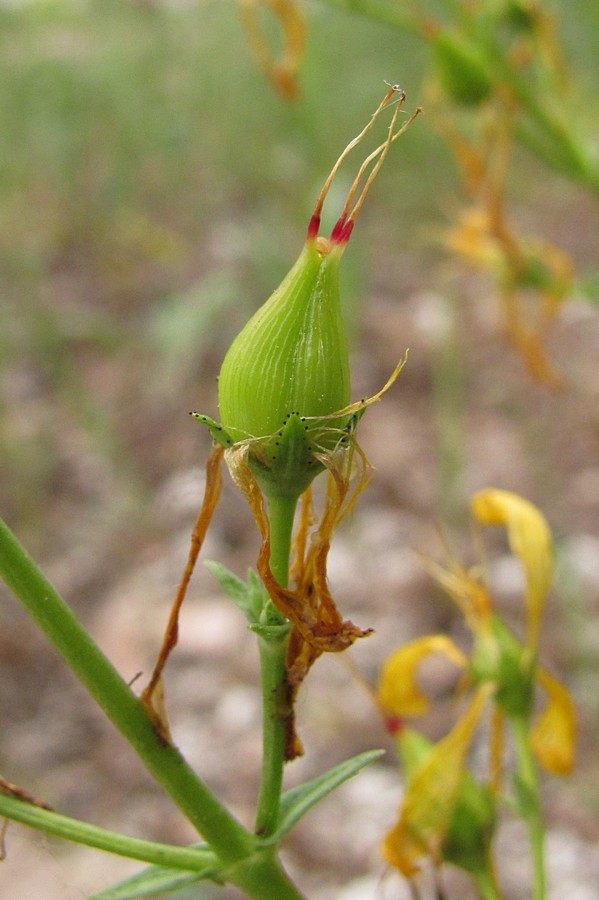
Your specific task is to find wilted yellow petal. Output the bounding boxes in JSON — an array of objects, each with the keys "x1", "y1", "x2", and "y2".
[
  {"x1": 377, "y1": 635, "x2": 467, "y2": 718},
  {"x1": 419, "y1": 554, "x2": 493, "y2": 631},
  {"x1": 531, "y1": 668, "x2": 576, "y2": 775},
  {"x1": 470, "y1": 489, "x2": 553, "y2": 651},
  {"x1": 444, "y1": 206, "x2": 502, "y2": 272},
  {"x1": 381, "y1": 684, "x2": 492, "y2": 875}
]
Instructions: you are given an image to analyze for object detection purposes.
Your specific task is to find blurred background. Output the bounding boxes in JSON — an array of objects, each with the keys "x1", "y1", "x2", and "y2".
[{"x1": 1, "y1": 1, "x2": 598, "y2": 897}]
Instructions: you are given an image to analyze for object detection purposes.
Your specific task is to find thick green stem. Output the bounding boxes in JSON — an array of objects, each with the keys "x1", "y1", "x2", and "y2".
[
  {"x1": 0, "y1": 516, "x2": 251, "y2": 864},
  {"x1": 511, "y1": 714, "x2": 546, "y2": 900},
  {"x1": 266, "y1": 493, "x2": 297, "y2": 587},
  {"x1": 254, "y1": 492, "x2": 297, "y2": 837},
  {"x1": 227, "y1": 849, "x2": 305, "y2": 900},
  {"x1": 255, "y1": 630, "x2": 290, "y2": 836}
]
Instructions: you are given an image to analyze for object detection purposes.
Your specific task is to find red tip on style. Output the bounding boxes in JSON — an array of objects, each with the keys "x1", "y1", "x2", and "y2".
[
  {"x1": 307, "y1": 214, "x2": 321, "y2": 241},
  {"x1": 385, "y1": 715, "x2": 404, "y2": 737},
  {"x1": 329, "y1": 214, "x2": 347, "y2": 243},
  {"x1": 331, "y1": 216, "x2": 354, "y2": 245}
]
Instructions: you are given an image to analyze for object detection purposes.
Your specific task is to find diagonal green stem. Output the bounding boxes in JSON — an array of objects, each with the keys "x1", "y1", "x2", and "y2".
[
  {"x1": 0, "y1": 514, "x2": 306, "y2": 898},
  {"x1": 0, "y1": 516, "x2": 251, "y2": 861}
]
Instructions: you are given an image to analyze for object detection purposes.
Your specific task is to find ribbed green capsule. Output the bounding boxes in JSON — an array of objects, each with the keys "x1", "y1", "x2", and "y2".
[
  {"x1": 218, "y1": 236, "x2": 350, "y2": 498},
  {"x1": 218, "y1": 237, "x2": 350, "y2": 444},
  {"x1": 195, "y1": 87, "x2": 420, "y2": 502}
]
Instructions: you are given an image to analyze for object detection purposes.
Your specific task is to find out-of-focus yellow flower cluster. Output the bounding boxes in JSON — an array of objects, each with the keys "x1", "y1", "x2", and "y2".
[{"x1": 377, "y1": 489, "x2": 576, "y2": 879}]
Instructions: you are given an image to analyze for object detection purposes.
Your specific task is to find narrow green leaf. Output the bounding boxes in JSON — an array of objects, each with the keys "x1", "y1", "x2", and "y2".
[
  {"x1": 204, "y1": 561, "x2": 257, "y2": 623},
  {"x1": 88, "y1": 850, "x2": 219, "y2": 900},
  {"x1": 263, "y1": 749, "x2": 385, "y2": 844},
  {"x1": 205, "y1": 562, "x2": 275, "y2": 626},
  {"x1": 0, "y1": 793, "x2": 216, "y2": 873}
]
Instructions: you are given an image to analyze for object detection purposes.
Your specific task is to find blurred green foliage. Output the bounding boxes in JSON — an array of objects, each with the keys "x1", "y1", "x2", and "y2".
[
  {"x1": 1, "y1": 0, "x2": 597, "y2": 553},
  {"x1": 0, "y1": 0, "x2": 433, "y2": 548}
]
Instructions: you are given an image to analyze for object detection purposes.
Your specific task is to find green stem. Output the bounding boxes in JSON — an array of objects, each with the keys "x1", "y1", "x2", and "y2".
[
  {"x1": 480, "y1": 34, "x2": 599, "y2": 195},
  {"x1": 511, "y1": 715, "x2": 546, "y2": 900},
  {"x1": 255, "y1": 630, "x2": 290, "y2": 836},
  {"x1": 472, "y1": 865, "x2": 502, "y2": 900},
  {"x1": 226, "y1": 849, "x2": 305, "y2": 900},
  {"x1": 0, "y1": 516, "x2": 251, "y2": 864},
  {"x1": 0, "y1": 515, "x2": 307, "y2": 898},
  {"x1": 265, "y1": 493, "x2": 297, "y2": 587},
  {"x1": 254, "y1": 492, "x2": 297, "y2": 837}
]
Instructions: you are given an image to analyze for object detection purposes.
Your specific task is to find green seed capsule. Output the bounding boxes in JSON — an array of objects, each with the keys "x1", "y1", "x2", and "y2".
[
  {"x1": 218, "y1": 237, "x2": 350, "y2": 446},
  {"x1": 198, "y1": 87, "x2": 420, "y2": 502},
  {"x1": 218, "y1": 236, "x2": 350, "y2": 498}
]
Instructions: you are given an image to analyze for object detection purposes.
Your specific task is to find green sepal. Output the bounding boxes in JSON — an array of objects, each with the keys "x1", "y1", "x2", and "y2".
[
  {"x1": 249, "y1": 411, "x2": 326, "y2": 501},
  {"x1": 260, "y1": 749, "x2": 385, "y2": 846},
  {"x1": 88, "y1": 846, "x2": 220, "y2": 900},
  {"x1": 191, "y1": 412, "x2": 234, "y2": 448},
  {"x1": 442, "y1": 771, "x2": 496, "y2": 877},
  {"x1": 394, "y1": 725, "x2": 432, "y2": 779},
  {"x1": 470, "y1": 616, "x2": 535, "y2": 718}
]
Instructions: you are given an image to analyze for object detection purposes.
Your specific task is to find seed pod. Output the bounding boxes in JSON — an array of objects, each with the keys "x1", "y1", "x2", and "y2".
[
  {"x1": 215, "y1": 87, "x2": 420, "y2": 501},
  {"x1": 217, "y1": 235, "x2": 350, "y2": 457}
]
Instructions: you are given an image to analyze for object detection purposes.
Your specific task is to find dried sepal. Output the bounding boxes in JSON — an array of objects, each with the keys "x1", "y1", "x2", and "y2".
[
  {"x1": 224, "y1": 420, "x2": 377, "y2": 759},
  {"x1": 238, "y1": 0, "x2": 306, "y2": 100},
  {"x1": 141, "y1": 444, "x2": 225, "y2": 740}
]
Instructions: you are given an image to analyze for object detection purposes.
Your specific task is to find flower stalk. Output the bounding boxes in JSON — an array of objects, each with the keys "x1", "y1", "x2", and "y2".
[{"x1": 511, "y1": 713, "x2": 546, "y2": 900}]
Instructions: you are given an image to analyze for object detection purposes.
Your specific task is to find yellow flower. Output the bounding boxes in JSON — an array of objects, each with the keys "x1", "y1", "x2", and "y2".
[{"x1": 377, "y1": 489, "x2": 576, "y2": 877}]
